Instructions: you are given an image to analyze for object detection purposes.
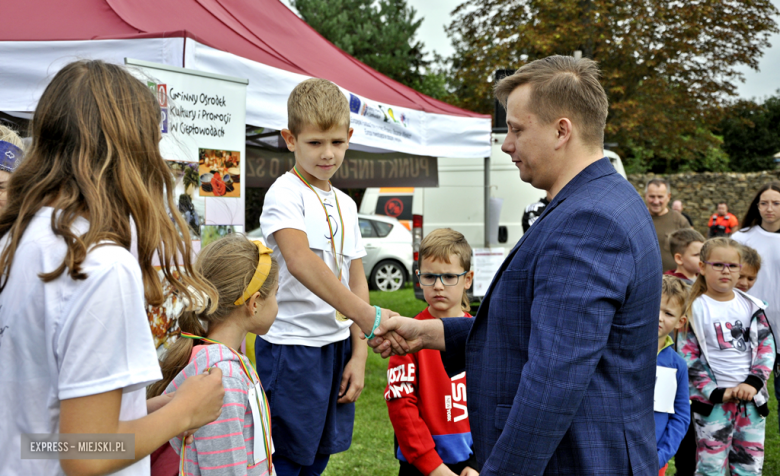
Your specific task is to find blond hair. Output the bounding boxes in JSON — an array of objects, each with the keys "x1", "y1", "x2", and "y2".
[
  {"x1": 149, "y1": 233, "x2": 279, "y2": 397},
  {"x1": 418, "y1": 228, "x2": 472, "y2": 312},
  {"x1": 739, "y1": 244, "x2": 762, "y2": 272},
  {"x1": 0, "y1": 125, "x2": 24, "y2": 149},
  {"x1": 494, "y1": 55, "x2": 608, "y2": 148},
  {"x1": 287, "y1": 78, "x2": 350, "y2": 136},
  {"x1": 662, "y1": 275, "x2": 689, "y2": 312}
]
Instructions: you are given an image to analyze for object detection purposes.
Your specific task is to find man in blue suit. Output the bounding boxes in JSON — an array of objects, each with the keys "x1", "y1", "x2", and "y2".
[{"x1": 372, "y1": 56, "x2": 662, "y2": 475}]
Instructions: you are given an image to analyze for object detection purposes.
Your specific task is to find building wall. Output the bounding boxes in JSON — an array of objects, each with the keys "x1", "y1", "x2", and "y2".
[{"x1": 626, "y1": 170, "x2": 780, "y2": 235}]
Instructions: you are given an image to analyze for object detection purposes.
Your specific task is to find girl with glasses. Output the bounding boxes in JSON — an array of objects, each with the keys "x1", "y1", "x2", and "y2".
[{"x1": 679, "y1": 238, "x2": 775, "y2": 475}]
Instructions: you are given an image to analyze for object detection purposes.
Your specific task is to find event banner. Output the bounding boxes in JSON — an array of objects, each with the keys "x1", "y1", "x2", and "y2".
[
  {"x1": 125, "y1": 59, "x2": 248, "y2": 251},
  {"x1": 246, "y1": 146, "x2": 438, "y2": 188}
]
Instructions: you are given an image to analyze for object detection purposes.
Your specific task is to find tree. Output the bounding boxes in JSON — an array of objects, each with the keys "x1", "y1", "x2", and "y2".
[
  {"x1": 291, "y1": 0, "x2": 445, "y2": 98},
  {"x1": 718, "y1": 93, "x2": 780, "y2": 172},
  {"x1": 446, "y1": 0, "x2": 778, "y2": 173}
]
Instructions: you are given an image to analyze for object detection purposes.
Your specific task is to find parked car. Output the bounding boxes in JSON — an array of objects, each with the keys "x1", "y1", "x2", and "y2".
[
  {"x1": 360, "y1": 133, "x2": 628, "y2": 301},
  {"x1": 358, "y1": 214, "x2": 413, "y2": 292}
]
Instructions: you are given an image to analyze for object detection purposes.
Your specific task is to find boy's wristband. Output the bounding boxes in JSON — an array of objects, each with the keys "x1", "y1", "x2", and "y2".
[{"x1": 365, "y1": 306, "x2": 382, "y2": 340}]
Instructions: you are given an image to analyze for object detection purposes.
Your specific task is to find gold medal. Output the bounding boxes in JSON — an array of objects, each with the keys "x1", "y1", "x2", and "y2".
[{"x1": 335, "y1": 311, "x2": 349, "y2": 322}]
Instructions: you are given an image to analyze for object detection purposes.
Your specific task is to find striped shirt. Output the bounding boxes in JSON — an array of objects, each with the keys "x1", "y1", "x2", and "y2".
[{"x1": 164, "y1": 344, "x2": 274, "y2": 476}]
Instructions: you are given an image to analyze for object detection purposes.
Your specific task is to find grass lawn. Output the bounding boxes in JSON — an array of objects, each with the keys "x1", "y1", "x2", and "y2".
[
  {"x1": 324, "y1": 286, "x2": 427, "y2": 476},
  {"x1": 325, "y1": 286, "x2": 780, "y2": 475}
]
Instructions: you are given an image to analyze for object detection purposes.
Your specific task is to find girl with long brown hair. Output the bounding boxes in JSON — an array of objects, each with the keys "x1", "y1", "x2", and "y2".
[
  {"x1": 150, "y1": 233, "x2": 279, "y2": 476},
  {"x1": 0, "y1": 60, "x2": 225, "y2": 476},
  {"x1": 679, "y1": 238, "x2": 775, "y2": 475},
  {"x1": 732, "y1": 181, "x2": 780, "y2": 433}
]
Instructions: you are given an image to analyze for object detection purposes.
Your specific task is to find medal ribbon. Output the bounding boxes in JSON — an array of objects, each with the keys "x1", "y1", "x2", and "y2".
[
  {"x1": 177, "y1": 332, "x2": 273, "y2": 474},
  {"x1": 292, "y1": 166, "x2": 345, "y2": 280}
]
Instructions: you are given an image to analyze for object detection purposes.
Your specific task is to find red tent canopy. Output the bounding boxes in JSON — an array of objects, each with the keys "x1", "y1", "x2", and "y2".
[{"x1": 4, "y1": 0, "x2": 485, "y2": 119}]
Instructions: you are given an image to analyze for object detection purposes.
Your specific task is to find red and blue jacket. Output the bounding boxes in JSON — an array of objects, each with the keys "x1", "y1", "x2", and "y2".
[{"x1": 385, "y1": 308, "x2": 474, "y2": 474}]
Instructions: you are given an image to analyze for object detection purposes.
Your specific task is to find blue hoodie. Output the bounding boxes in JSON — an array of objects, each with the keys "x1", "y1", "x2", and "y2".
[{"x1": 655, "y1": 336, "x2": 690, "y2": 469}]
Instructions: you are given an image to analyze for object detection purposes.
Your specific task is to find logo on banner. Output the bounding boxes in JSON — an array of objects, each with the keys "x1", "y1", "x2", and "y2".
[
  {"x1": 147, "y1": 81, "x2": 170, "y2": 134},
  {"x1": 349, "y1": 94, "x2": 367, "y2": 116},
  {"x1": 160, "y1": 108, "x2": 169, "y2": 134},
  {"x1": 377, "y1": 105, "x2": 409, "y2": 128}
]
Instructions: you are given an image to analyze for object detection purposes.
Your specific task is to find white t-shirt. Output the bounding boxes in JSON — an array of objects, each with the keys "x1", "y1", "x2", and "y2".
[
  {"x1": 260, "y1": 172, "x2": 366, "y2": 347},
  {"x1": 0, "y1": 208, "x2": 162, "y2": 476},
  {"x1": 699, "y1": 293, "x2": 754, "y2": 388},
  {"x1": 733, "y1": 226, "x2": 780, "y2": 338}
]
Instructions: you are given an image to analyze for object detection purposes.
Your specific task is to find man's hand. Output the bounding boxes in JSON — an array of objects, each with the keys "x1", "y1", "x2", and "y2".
[
  {"x1": 733, "y1": 383, "x2": 758, "y2": 402},
  {"x1": 429, "y1": 464, "x2": 458, "y2": 476},
  {"x1": 371, "y1": 315, "x2": 427, "y2": 358},
  {"x1": 337, "y1": 356, "x2": 366, "y2": 403},
  {"x1": 460, "y1": 466, "x2": 479, "y2": 476},
  {"x1": 360, "y1": 308, "x2": 399, "y2": 340}
]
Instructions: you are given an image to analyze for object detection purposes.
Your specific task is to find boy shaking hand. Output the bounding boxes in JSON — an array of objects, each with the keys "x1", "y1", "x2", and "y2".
[{"x1": 257, "y1": 78, "x2": 398, "y2": 475}]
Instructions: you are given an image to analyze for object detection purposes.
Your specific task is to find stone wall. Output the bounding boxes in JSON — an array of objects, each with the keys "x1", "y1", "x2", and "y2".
[{"x1": 627, "y1": 170, "x2": 780, "y2": 235}]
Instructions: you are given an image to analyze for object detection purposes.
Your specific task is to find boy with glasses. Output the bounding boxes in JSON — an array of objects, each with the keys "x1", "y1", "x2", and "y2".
[{"x1": 384, "y1": 229, "x2": 478, "y2": 476}]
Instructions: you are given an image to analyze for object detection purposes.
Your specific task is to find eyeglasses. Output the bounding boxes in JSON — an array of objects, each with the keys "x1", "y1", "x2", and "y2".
[
  {"x1": 416, "y1": 270, "x2": 468, "y2": 286},
  {"x1": 703, "y1": 261, "x2": 741, "y2": 272}
]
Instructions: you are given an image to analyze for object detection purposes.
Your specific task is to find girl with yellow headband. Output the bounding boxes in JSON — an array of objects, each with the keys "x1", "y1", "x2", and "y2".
[{"x1": 149, "y1": 233, "x2": 280, "y2": 476}]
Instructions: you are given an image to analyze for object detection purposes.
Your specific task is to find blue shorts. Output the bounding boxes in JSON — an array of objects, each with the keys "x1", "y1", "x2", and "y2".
[{"x1": 254, "y1": 336, "x2": 355, "y2": 466}]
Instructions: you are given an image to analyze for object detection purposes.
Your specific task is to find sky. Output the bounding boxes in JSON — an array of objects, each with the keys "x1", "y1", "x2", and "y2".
[{"x1": 281, "y1": 0, "x2": 780, "y2": 100}]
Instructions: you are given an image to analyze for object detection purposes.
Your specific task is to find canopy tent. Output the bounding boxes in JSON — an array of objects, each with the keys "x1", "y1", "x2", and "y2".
[{"x1": 0, "y1": 0, "x2": 491, "y2": 158}]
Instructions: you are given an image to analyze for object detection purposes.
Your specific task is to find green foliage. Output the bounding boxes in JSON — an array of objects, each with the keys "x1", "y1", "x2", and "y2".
[
  {"x1": 718, "y1": 92, "x2": 780, "y2": 172},
  {"x1": 445, "y1": 0, "x2": 779, "y2": 173},
  {"x1": 292, "y1": 0, "x2": 434, "y2": 92},
  {"x1": 324, "y1": 286, "x2": 425, "y2": 476}
]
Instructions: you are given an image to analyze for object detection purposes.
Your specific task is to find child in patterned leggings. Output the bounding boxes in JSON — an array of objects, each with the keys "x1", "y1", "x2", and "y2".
[{"x1": 679, "y1": 238, "x2": 775, "y2": 475}]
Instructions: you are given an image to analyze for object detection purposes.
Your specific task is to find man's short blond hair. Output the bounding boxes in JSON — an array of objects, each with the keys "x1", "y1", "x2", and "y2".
[
  {"x1": 287, "y1": 78, "x2": 350, "y2": 137},
  {"x1": 418, "y1": 228, "x2": 472, "y2": 312},
  {"x1": 494, "y1": 55, "x2": 608, "y2": 148}
]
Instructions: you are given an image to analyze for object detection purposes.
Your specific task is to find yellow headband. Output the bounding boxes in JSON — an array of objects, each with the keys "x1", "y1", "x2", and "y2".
[{"x1": 235, "y1": 241, "x2": 274, "y2": 306}]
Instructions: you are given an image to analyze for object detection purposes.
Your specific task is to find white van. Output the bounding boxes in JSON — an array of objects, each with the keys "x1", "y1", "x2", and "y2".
[
  {"x1": 360, "y1": 132, "x2": 626, "y2": 247},
  {"x1": 359, "y1": 132, "x2": 627, "y2": 299}
]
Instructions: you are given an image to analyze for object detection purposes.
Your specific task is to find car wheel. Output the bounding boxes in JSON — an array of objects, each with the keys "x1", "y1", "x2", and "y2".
[{"x1": 371, "y1": 260, "x2": 406, "y2": 292}]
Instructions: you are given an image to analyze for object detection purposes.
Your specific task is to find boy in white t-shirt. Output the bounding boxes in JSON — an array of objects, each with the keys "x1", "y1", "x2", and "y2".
[{"x1": 257, "y1": 78, "x2": 395, "y2": 475}]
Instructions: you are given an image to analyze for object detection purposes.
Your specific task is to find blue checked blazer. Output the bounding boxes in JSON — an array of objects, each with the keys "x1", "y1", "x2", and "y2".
[{"x1": 442, "y1": 158, "x2": 662, "y2": 475}]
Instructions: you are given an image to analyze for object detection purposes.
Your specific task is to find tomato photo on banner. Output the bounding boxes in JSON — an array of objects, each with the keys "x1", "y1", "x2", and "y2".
[{"x1": 198, "y1": 148, "x2": 242, "y2": 198}]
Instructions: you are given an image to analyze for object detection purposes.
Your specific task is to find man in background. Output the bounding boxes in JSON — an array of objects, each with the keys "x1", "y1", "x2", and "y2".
[
  {"x1": 672, "y1": 200, "x2": 694, "y2": 227},
  {"x1": 707, "y1": 201, "x2": 739, "y2": 237},
  {"x1": 645, "y1": 179, "x2": 691, "y2": 272}
]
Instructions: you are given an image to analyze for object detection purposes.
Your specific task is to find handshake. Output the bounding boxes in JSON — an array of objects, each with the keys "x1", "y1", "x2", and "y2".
[{"x1": 363, "y1": 309, "x2": 446, "y2": 358}]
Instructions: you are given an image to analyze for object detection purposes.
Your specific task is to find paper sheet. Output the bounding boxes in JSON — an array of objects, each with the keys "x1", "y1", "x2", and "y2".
[{"x1": 654, "y1": 366, "x2": 678, "y2": 414}]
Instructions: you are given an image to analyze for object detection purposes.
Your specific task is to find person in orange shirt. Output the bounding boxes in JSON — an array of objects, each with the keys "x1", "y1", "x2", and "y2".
[{"x1": 708, "y1": 202, "x2": 739, "y2": 237}]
